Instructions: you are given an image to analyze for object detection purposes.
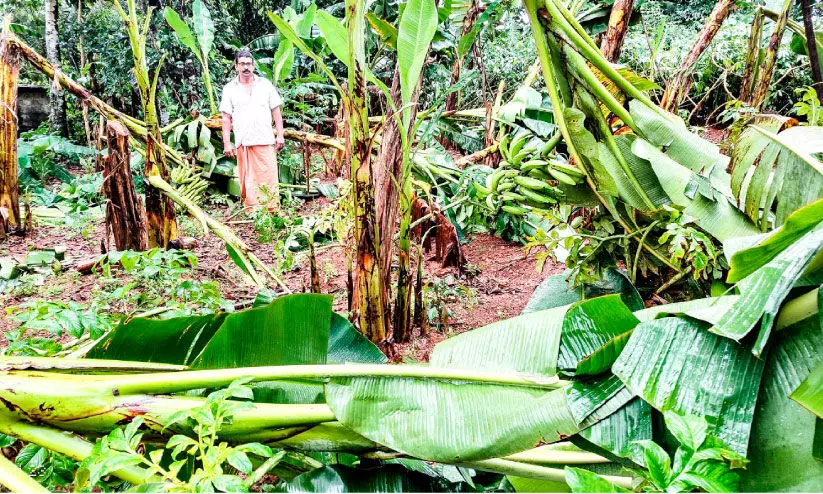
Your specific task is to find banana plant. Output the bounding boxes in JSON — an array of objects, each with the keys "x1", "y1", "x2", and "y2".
[
  {"x1": 164, "y1": 0, "x2": 218, "y2": 115},
  {"x1": 514, "y1": 0, "x2": 823, "y2": 286}
]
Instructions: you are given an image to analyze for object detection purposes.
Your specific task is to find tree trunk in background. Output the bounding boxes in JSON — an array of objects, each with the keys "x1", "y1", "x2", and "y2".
[
  {"x1": 749, "y1": 0, "x2": 792, "y2": 109},
  {"x1": 45, "y1": 0, "x2": 68, "y2": 136},
  {"x1": 347, "y1": 0, "x2": 390, "y2": 347},
  {"x1": 739, "y1": 9, "x2": 763, "y2": 103},
  {"x1": 600, "y1": 0, "x2": 634, "y2": 62},
  {"x1": 103, "y1": 120, "x2": 147, "y2": 251},
  {"x1": 660, "y1": 0, "x2": 735, "y2": 113},
  {"x1": 801, "y1": 0, "x2": 823, "y2": 103},
  {"x1": 0, "y1": 19, "x2": 21, "y2": 230},
  {"x1": 77, "y1": 0, "x2": 93, "y2": 148},
  {"x1": 445, "y1": 0, "x2": 479, "y2": 112}
]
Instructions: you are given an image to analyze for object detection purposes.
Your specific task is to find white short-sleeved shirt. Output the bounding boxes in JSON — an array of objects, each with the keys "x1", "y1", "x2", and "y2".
[{"x1": 219, "y1": 75, "x2": 283, "y2": 148}]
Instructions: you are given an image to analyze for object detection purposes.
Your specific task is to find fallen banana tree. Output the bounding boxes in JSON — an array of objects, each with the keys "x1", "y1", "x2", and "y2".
[
  {"x1": 0, "y1": 202, "x2": 821, "y2": 490},
  {"x1": 147, "y1": 175, "x2": 288, "y2": 291}
]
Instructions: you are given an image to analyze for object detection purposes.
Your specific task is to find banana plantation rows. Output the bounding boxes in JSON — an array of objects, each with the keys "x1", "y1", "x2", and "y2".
[{"x1": 0, "y1": 0, "x2": 822, "y2": 491}]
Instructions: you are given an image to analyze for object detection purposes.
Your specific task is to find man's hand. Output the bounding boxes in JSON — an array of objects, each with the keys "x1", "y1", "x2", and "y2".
[
  {"x1": 224, "y1": 143, "x2": 236, "y2": 158},
  {"x1": 275, "y1": 135, "x2": 285, "y2": 151}
]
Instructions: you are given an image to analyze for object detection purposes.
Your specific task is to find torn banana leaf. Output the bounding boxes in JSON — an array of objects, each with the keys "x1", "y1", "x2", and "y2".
[
  {"x1": 730, "y1": 124, "x2": 823, "y2": 230},
  {"x1": 629, "y1": 100, "x2": 727, "y2": 175},
  {"x1": 742, "y1": 316, "x2": 823, "y2": 491},
  {"x1": 631, "y1": 137, "x2": 760, "y2": 242},
  {"x1": 725, "y1": 198, "x2": 823, "y2": 283},
  {"x1": 612, "y1": 316, "x2": 764, "y2": 456},
  {"x1": 711, "y1": 224, "x2": 823, "y2": 355}
]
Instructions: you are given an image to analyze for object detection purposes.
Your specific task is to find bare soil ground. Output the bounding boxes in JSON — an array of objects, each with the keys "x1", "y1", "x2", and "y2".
[{"x1": 0, "y1": 198, "x2": 561, "y2": 361}]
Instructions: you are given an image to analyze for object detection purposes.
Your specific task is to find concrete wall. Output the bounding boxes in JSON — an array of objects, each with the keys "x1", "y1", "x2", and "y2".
[{"x1": 17, "y1": 85, "x2": 49, "y2": 132}]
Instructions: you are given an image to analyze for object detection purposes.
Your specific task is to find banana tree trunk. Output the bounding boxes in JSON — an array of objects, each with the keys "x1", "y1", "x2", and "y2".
[
  {"x1": 44, "y1": 0, "x2": 67, "y2": 136},
  {"x1": 800, "y1": 0, "x2": 823, "y2": 102},
  {"x1": 113, "y1": 0, "x2": 178, "y2": 248},
  {"x1": 749, "y1": 0, "x2": 793, "y2": 109},
  {"x1": 375, "y1": 69, "x2": 403, "y2": 309},
  {"x1": 347, "y1": 0, "x2": 390, "y2": 346},
  {"x1": 739, "y1": 9, "x2": 764, "y2": 103},
  {"x1": 660, "y1": 0, "x2": 735, "y2": 113},
  {"x1": 0, "y1": 18, "x2": 20, "y2": 230},
  {"x1": 103, "y1": 120, "x2": 148, "y2": 251},
  {"x1": 599, "y1": 0, "x2": 634, "y2": 62}
]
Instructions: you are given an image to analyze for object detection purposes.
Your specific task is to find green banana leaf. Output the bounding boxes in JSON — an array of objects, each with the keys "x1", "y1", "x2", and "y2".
[
  {"x1": 325, "y1": 305, "x2": 586, "y2": 463},
  {"x1": 612, "y1": 316, "x2": 764, "y2": 455},
  {"x1": 631, "y1": 137, "x2": 760, "y2": 242},
  {"x1": 574, "y1": 398, "x2": 651, "y2": 467},
  {"x1": 267, "y1": 12, "x2": 343, "y2": 92},
  {"x1": 629, "y1": 100, "x2": 726, "y2": 175},
  {"x1": 325, "y1": 378, "x2": 580, "y2": 463},
  {"x1": 275, "y1": 465, "x2": 457, "y2": 492},
  {"x1": 730, "y1": 124, "x2": 823, "y2": 230},
  {"x1": 164, "y1": 7, "x2": 203, "y2": 63},
  {"x1": 725, "y1": 198, "x2": 823, "y2": 283},
  {"x1": 741, "y1": 316, "x2": 823, "y2": 491},
  {"x1": 327, "y1": 313, "x2": 387, "y2": 365},
  {"x1": 711, "y1": 225, "x2": 823, "y2": 355},
  {"x1": 192, "y1": 0, "x2": 214, "y2": 58},
  {"x1": 522, "y1": 274, "x2": 582, "y2": 314},
  {"x1": 558, "y1": 295, "x2": 639, "y2": 376},
  {"x1": 366, "y1": 12, "x2": 398, "y2": 49},
  {"x1": 564, "y1": 108, "x2": 619, "y2": 196},
  {"x1": 598, "y1": 134, "x2": 670, "y2": 210},
  {"x1": 273, "y1": 422, "x2": 378, "y2": 453},
  {"x1": 523, "y1": 268, "x2": 643, "y2": 315},
  {"x1": 791, "y1": 360, "x2": 823, "y2": 418},
  {"x1": 397, "y1": 0, "x2": 438, "y2": 123},
  {"x1": 429, "y1": 306, "x2": 568, "y2": 375},
  {"x1": 566, "y1": 374, "x2": 630, "y2": 427},
  {"x1": 186, "y1": 288, "x2": 330, "y2": 374},
  {"x1": 314, "y1": 11, "x2": 349, "y2": 66},
  {"x1": 633, "y1": 295, "x2": 740, "y2": 325},
  {"x1": 86, "y1": 312, "x2": 226, "y2": 364}
]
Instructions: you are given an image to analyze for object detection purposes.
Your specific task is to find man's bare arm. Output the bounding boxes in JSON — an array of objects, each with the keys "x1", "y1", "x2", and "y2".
[
  {"x1": 221, "y1": 112, "x2": 235, "y2": 158},
  {"x1": 272, "y1": 107, "x2": 285, "y2": 151}
]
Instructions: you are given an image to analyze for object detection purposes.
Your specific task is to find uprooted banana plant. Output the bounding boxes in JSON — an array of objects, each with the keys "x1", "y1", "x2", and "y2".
[
  {"x1": 513, "y1": 0, "x2": 823, "y2": 286},
  {"x1": 0, "y1": 199, "x2": 821, "y2": 491}
]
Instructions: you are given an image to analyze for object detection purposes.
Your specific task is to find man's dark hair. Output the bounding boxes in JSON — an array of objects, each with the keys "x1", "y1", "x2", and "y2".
[{"x1": 234, "y1": 48, "x2": 253, "y2": 63}]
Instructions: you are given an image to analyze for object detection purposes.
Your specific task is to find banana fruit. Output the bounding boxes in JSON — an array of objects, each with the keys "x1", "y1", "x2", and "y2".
[
  {"x1": 170, "y1": 162, "x2": 210, "y2": 205},
  {"x1": 478, "y1": 128, "x2": 588, "y2": 217}
]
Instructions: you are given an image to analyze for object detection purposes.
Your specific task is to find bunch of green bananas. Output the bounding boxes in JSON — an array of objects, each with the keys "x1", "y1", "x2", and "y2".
[
  {"x1": 473, "y1": 132, "x2": 586, "y2": 217},
  {"x1": 170, "y1": 162, "x2": 210, "y2": 205}
]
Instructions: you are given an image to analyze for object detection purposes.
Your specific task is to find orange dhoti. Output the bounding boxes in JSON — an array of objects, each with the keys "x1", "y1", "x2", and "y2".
[{"x1": 237, "y1": 144, "x2": 279, "y2": 208}]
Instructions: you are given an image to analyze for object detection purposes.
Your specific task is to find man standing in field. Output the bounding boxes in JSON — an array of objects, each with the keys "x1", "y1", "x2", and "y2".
[{"x1": 220, "y1": 48, "x2": 285, "y2": 209}]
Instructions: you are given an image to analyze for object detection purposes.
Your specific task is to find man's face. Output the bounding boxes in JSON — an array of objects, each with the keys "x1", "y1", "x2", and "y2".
[{"x1": 236, "y1": 57, "x2": 254, "y2": 77}]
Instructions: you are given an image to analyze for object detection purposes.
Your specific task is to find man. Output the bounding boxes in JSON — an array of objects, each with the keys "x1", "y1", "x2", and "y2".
[{"x1": 220, "y1": 48, "x2": 285, "y2": 209}]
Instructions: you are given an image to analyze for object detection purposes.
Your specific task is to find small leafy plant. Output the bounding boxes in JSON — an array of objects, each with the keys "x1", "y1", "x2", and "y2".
[
  {"x1": 76, "y1": 378, "x2": 279, "y2": 492},
  {"x1": 422, "y1": 275, "x2": 476, "y2": 332},
  {"x1": 565, "y1": 412, "x2": 748, "y2": 493},
  {"x1": 793, "y1": 86, "x2": 823, "y2": 126}
]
